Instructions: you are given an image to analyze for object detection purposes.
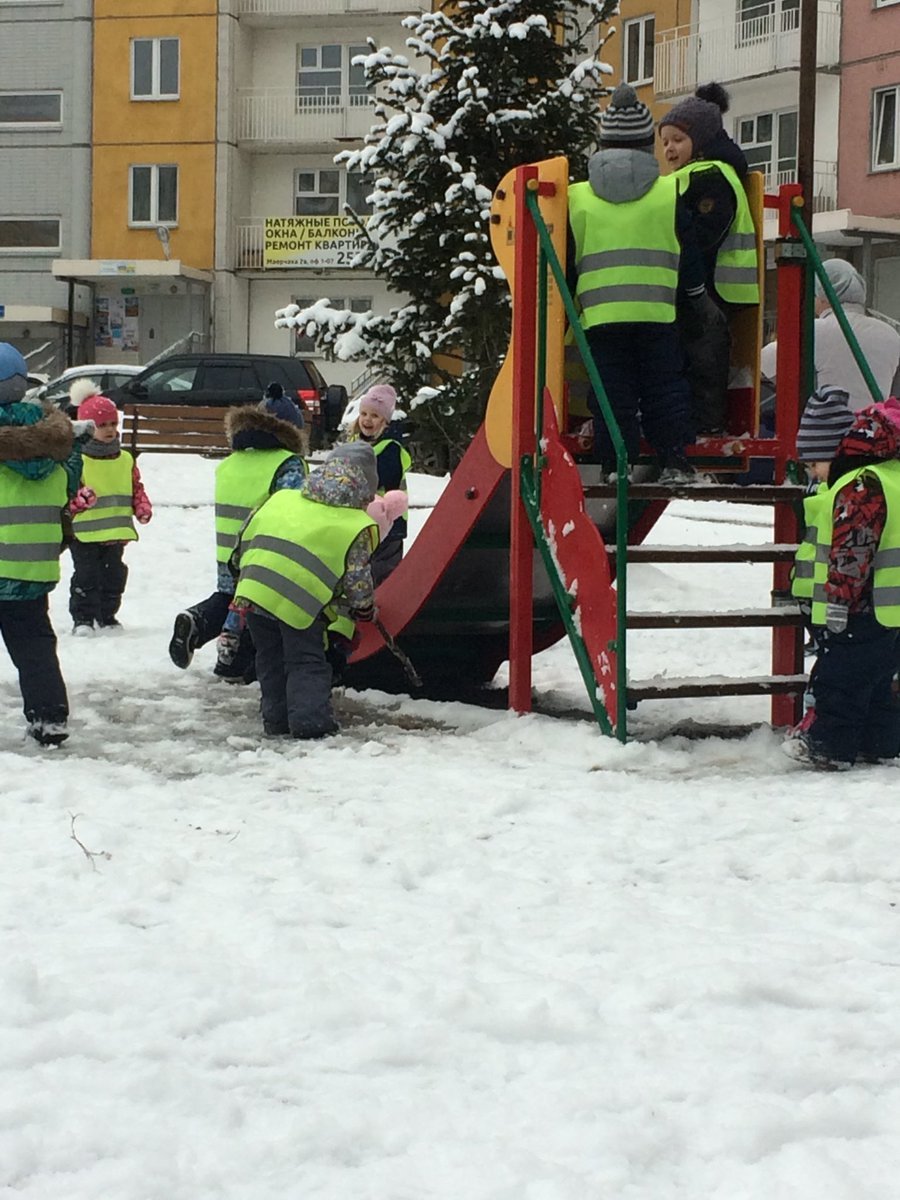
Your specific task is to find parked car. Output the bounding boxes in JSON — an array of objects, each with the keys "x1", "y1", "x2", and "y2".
[
  {"x1": 118, "y1": 353, "x2": 347, "y2": 448},
  {"x1": 37, "y1": 363, "x2": 144, "y2": 408}
]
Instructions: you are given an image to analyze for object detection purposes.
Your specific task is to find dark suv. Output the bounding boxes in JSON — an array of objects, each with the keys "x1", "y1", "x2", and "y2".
[{"x1": 118, "y1": 353, "x2": 346, "y2": 447}]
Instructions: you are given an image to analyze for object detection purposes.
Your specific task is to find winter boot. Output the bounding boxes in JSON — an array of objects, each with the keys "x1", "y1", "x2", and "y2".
[{"x1": 169, "y1": 610, "x2": 200, "y2": 669}]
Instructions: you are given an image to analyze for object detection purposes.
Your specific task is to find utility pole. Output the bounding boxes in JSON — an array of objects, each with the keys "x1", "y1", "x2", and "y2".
[
  {"x1": 797, "y1": 0, "x2": 819, "y2": 397},
  {"x1": 797, "y1": 0, "x2": 818, "y2": 217}
]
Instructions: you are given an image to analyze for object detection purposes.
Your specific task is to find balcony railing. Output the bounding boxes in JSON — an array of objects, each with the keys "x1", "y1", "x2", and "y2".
[
  {"x1": 655, "y1": 1, "x2": 840, "y2": 98},
  {"x1": 235, "y1": 89, "x2": 375, "y2": 144},
  {"x1": 235, "y1": 220, "x2": 265, "y2": 270},
  {"x1": 764, "y1": 160, "x2": 837, "y2": 213},
  {"x1": 239, "y1": 0, "x2": 427, "y2": 14}
]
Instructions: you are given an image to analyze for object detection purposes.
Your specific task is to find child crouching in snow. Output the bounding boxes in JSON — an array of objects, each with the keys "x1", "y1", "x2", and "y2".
[
  {"x1": 231, "y1": 441, "x2": 378, "y2": 739},
  {"x1": 67, "y1": 384, "x2": 152, "y2": 634},
  {"x1": 786, "y1": 392, "x2": 900, "y2": 770}
]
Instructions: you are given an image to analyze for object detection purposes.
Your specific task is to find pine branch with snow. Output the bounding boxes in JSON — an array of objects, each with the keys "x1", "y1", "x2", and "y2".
[{"x1": 276, "y1": 0, "x2": 617, "y2": 469}]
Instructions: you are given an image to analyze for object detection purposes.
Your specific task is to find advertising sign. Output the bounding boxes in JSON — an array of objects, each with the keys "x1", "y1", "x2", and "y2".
[{"x1": 263, "y1": 216, "x2": 368, "y2": 269}]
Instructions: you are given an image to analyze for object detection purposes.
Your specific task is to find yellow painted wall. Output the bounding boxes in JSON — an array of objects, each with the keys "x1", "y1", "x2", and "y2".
[
  {"x1": 92, "y1": 3, "x2": 216, "y2": 268},
  {"x1": 610, "y1": 0, "x2": 692, "y2": 161},
  {"x1": 92, "y1": 144, "x2": 215, "y2": 267}
]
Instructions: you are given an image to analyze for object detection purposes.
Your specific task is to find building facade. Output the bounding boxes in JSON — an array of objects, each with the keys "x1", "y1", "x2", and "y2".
[
  {"x1": 0, "y1": 0, "x2": 93, "y2": 373},
  {"x1": 214, "y1": 0, "x2": 429, "y2": 391}
]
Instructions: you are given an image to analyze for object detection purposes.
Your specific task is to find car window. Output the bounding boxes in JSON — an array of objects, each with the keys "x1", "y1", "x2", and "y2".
[
  {"x1": 202, "y1": 364, "x2": 258, "y2": 393},
  {"x1": 260, "y1": 363, "x2": 297, "y2": 394},
  {"x1": 139, "y1": 364, "x2": 199, "y2": 398},
  {"x1": 107, "y1": 372, "x2": 139, "y2": 390},
  {"x1": 283, "y1": 360, "x2": 317, "y2": 391}
]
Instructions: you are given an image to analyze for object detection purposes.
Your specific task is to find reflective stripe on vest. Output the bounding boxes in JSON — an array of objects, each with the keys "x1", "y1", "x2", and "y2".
[
  {"x1": 214, "y1": 448, "x2": 298, "y2": 564},
  {"x1": 674, "y1": 160, "x2": 760, "y2": 304},
  {"x1": 568, "y1": 175, "x2": 680, "y2": 327},
  {"x1": 791, "y1": 487, "x2": 831, "y2": 600},
  {"x1": 0, "y1": 463, "x2": 67, "y2": 583},
  {"x1": 74, "y1": 453, "x2": 137, "y2": 543},
  {"x1": 235, "y1": 490, "x2": 377, "y2": 630},
  {"x1": 806, "y1": 460, "x2": 900, "y2": 627}
]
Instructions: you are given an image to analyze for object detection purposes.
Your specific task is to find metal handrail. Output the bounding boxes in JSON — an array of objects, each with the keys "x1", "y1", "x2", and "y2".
[
  {"x1": 524, "y1": 188, "x2": 630, "y2": 741},
  {"x1": 790, "y1": 205, "x2": 884, "y2": 405}
]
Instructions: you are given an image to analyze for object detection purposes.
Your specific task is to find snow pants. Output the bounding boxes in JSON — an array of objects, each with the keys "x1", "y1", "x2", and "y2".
[
  {"x1": 807, "y1": 612, "x2": 900, "y2": 764},
  {"x1": 247, "y1": 611, "x2": 337, "y2": 739},
  {"x1": 585, "y1": 322, "x2": 694, "y2": 470},
  {"x1": 70, "y1": 541, "x2": 128, "y2": 624},
  {"x1": 0, "y1": 596, "x2": 68, "y2": 728},
  {"x1": 371, "y1": 536, "x2": 403, "y2": 586}
]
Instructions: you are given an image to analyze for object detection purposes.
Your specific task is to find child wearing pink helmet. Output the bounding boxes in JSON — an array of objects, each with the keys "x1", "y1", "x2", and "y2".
[{"x1": 68, "y1": 386, "x2": 152, "y2": 634}]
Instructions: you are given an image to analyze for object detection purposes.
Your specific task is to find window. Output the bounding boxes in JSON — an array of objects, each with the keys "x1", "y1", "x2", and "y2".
[
  {"x1": 737, "y1": 109, "x2": 797, "y2": 184},
  {"x1": 623, "y1": 17, "x2": 654, "y2": 86},
  {"x1": 294, "y1": 168, "x2": 374, "y2": 217},
  {"x1": 0, "y1": 218, "x2": 60, "y2": 251},
  {"x1": 292, "y1": 295, "x2": 371, "y2": 354},
  {"x1": 0, "y1": 92, "x2": 62, "y2": 127},
  {"x1": 131, "y1": 38, "x2": 180, "y2": 100},
  {"x1": 736, "y1": 0, "x2": 799, "y2": 45},
  {"x1": 139, "y1": 363, "x2": 198, "y2": 398},
  {"x1": 129, "y1": 164, "x2": 178, "y2": 226},
  {"x1": 297, "y1": 44, "x2": 372, "y2": 110},
  {"x1": 202, "y1": 364, "x2": 258, "y2": 392},
  {"x1": 873, "y1": 86, "x2": 899, "y2": 171}
]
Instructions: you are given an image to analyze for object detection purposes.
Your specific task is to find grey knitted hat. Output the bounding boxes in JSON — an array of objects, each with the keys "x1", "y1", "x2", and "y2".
[
  {"x1": 599, "y1": 84, "x2": 655, "y2": 149},
  {"x1": 795, "y1": 386, "x2": 854, "y2": 462},
  {"x1": 326, "y1": 441, "x2": 378, "y2": 495},
  {"x1": 658, "y1": 94, "x2": 724, "y2": 157}
]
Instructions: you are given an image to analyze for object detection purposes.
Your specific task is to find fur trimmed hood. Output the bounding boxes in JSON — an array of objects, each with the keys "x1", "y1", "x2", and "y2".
[
  {"x1": 0, "y1": 408, "x2": 74, "y2": 462},
  {"x1": 225, "y1": 404, "x2": 308, "y2": 456}
]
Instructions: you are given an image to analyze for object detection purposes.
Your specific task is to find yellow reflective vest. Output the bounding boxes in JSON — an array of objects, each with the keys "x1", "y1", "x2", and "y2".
[
  {"x1": 74, "y1": 453, "x2": 137, "y2": 543},
  {"x1": 674, "y1": 159, "x2": 759, "y2": 305},
  {"x1": 0, "y1": 463, "x2": 67, "y2": 583},
  {"x1": 235, "y1": 490, "x2": 377, "y2": 630},
  {"x1": 792, "y1": 461, "x2": 900, "y2": 627},
  {"x1": 214, "y1": 449, "x2": 299, "y2": 565},
  {"x1": 568, "y1": 175, "x2": 681, "y2": 327}
]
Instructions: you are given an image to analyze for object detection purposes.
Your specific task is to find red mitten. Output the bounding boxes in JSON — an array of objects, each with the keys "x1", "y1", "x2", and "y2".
[{"x1": 68, "y1": 485, "x2": 97, "y2": 515}]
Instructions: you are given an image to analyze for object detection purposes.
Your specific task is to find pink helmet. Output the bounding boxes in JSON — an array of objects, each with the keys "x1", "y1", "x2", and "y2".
[{"x1": 78, "y1": 395, "x2": 119, "y2": 426}]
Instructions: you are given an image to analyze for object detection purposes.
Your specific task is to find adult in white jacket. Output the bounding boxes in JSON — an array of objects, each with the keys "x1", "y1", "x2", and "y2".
[{"x1": 761, "y1": 258, "x2": 900, "y2": 411}]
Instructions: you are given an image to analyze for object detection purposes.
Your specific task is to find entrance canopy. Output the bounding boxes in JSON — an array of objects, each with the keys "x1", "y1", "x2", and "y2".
[{"x1": 52, "y1": 259, "x2": 213, "y2": 287}]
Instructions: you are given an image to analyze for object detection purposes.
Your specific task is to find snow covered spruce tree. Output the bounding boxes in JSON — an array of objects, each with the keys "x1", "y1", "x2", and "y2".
[{"x1": 276, "y1": 0, "x2": 617, "y2": 469}]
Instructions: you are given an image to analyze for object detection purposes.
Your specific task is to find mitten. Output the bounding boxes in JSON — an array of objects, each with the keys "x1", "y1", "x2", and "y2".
[
  {"x1": 71, "y1": 419, "x2": 96, "y2": 441},
  {"x1": 825, "y1": 603, "x2": 848, "y2": 634},
  {"x1": 68, "y1": 485, "x2": 97, "y2": 515}
]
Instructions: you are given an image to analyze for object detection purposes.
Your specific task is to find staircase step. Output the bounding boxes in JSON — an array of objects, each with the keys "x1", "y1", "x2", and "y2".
[
  {"x1": 584, "y1": 483, "x2": 806, "y2": 504},
  {"x1": 627, "y1": 607, "x2": 802, "y2": 629},
  {"x1": 627, "y1": 673, "x2": 808, "y2": 701},
  {"x1": 612, "y1": 543, "x2": 799, "y2": 563}
]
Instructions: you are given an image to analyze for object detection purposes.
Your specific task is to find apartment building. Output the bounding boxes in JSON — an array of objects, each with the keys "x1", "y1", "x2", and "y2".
[
  {"x1": 621, "y1": 0, "x2": 900, "y2": 318},
  {"x1": 215, "y1": 0, "x2": 429, "y2": 391},
  {"x1": 51, "y1": 0, "x2": 216, "y2": 367},
  {"x1": 0, "y1": 0, "x2": 93, "y2": 373},
  {"x1": 835, "y1": 0, "x2": 900, "y2": 317}
]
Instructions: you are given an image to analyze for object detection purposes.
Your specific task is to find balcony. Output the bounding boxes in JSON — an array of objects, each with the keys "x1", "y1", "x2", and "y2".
[
  {"x1": 235, "y1": 220, "x2": 265, "y2": 270},
  {"x1": 238, "y1": 0, "x2": 428, "y2": 20},
  {"x1": 764, "y1": 160, "x2": 837, "y2": 213},
  {"x1": 235, "y1": 89, "x2": 375, "y2": 147},
  {"x1": 654, "y1": 1, "x2": 841, "y2": 98}
]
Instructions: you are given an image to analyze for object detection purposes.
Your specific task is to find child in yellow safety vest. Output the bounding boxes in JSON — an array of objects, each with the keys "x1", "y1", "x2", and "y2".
[
  {"x1": 785, "y1": 391, "x2": 900, "y2": 770},
  {"x1": 69, "y1": 390, "x2": 152, "y2": 634},
  {"x1": 346, "y1": 384, "x2": 411, "y2": 584},
  {"x1": 659, "y1": 82, "x2": 758, "y2": 434}
]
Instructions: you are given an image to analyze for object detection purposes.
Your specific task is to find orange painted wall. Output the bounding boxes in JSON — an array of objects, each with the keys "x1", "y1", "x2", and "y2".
[
  {"x1": 92, "y1": 144, "x2": 215, "y2": 267},
  {"x1": 92, "y1": 3, "x2": 216, "y2": 268}
]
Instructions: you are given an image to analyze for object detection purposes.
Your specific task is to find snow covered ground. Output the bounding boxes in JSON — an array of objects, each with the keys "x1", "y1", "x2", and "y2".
[{"x1": 2, "y1": 455, "x2": 899, "y2": 1198}]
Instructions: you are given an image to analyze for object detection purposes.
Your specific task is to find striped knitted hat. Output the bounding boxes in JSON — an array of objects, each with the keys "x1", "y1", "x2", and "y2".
[
  {"x1": 795, "y1": 386, "x2": 854, "y2": 462},
  {"x1": 599, "y1": 84, "x2": 655, "y2": 149}
]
